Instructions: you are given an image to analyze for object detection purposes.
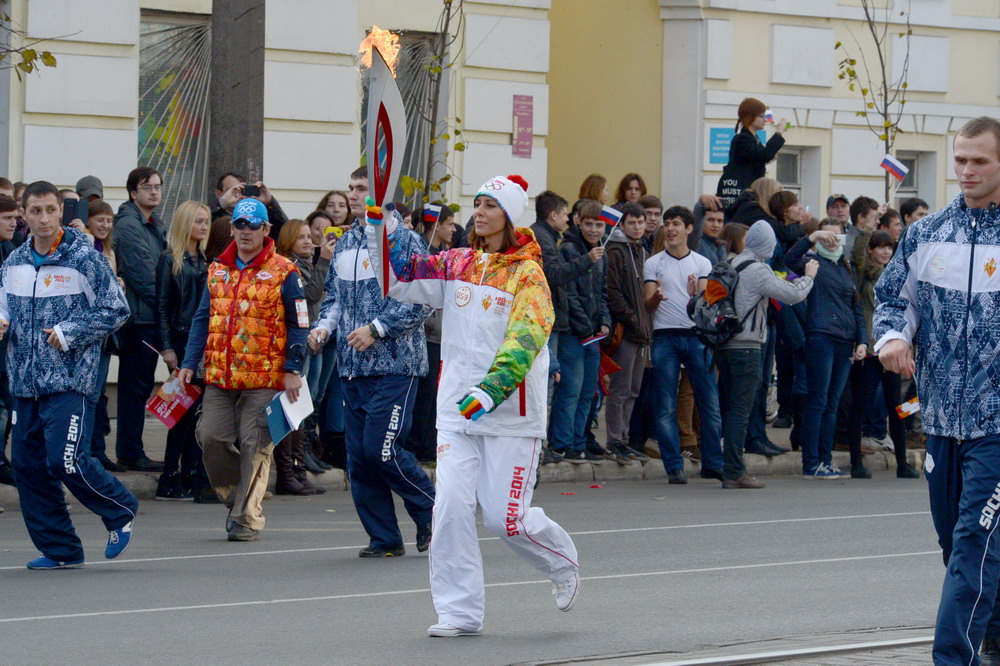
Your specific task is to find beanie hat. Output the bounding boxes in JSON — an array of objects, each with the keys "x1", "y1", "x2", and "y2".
[
  {"x1": 476, "y1": 174, "x2": 529, "y2": 225},
  {"x1": 232, "y1": 198, "x2": 270, "y2": 226}
]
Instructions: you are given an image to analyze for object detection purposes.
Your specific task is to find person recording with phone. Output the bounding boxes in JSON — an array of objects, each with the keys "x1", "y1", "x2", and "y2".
[{"x1": 210, "y1": 172, "x2": 288, "y2": 240}]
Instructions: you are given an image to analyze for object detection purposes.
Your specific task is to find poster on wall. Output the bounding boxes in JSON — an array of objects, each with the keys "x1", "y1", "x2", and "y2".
[
  {"x1": 513, "y1": 95, "x2": 533, "y2": 158},
  {"x1": 708, "y1": 127, "x2": 769, "y2": 165}
]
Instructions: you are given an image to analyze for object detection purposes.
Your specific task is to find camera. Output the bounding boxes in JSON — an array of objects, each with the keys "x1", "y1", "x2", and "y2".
[{"x1": 62, "y1": 199, "x2": 89, "y2": 227}]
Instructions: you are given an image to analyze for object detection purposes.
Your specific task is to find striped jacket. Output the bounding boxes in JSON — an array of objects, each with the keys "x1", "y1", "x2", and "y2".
[
  {"x1": 0, "y1": 227, "x2": 129, "y2": 398},
  {"x1": 874, "y1": 194, "x2": 1000, "y2": 440}
]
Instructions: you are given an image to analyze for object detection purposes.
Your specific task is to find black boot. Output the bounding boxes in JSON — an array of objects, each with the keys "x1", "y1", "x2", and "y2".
[
  {"x1": 300, "y1": 438, "x2": 329, "y2": 474},
  {"x1": 274, "y1": 432, "x2": 310, "y2": 495},
  {"x1": 290, "y1": 431, "x2": 325, "y2": 495},
  {"x1": 320, "y1": 431, "x2": 347, "y2": 469},
  {"x1": 155, "y1": 471, "x2": 193, "y2": 501}
]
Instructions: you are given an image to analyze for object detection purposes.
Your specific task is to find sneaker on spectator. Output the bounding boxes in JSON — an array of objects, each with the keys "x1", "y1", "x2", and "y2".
[
  {"x1": 722, "y1": 474, "x2": 766, "y2": 489},
  {"x1": 359, "y1": 544, "x2": 404, "y2": 557},
  {"x1": 680, "y1": 445, "x2": 701, "y2": 462},
  {"x1": 826, "y1": 463, "x2": 849, "y2": 478},
  {"x1": 803, "y1": 463, "x2": 839, "y2": 480},
  {"x1": 541, "y1": 448, "x2": 564, "y2": 465},
  {"x1": 416, "y1": 524, "x2": 432, "y2": 552},
  {"x1": 228, "y1": 524, "x2": 260, "y2": 542},
  {"x1": 561, "y1": 451, "x2": 587, "y2": 465},
  {"x1": 667, "y1": 469, "x2": 687, "y2": 484},
  {"x1": 850, "y1": 463, "x2": 872, "y2": 479},
  {"x1": 155, "y1": 471, "x2": 194, "y2": 502},
  {"x1": 897, "y1": 462, "x2": 920, "y2": 479},
  {"x1": 608, "y1": 443, "x2": 635, "y2": 465},
  {"x1": 623, "y1": 445, "x2": 650, "y2": 462},
  {"x1": 582, "y1": 450, "x2": 605, "y2": 464}
]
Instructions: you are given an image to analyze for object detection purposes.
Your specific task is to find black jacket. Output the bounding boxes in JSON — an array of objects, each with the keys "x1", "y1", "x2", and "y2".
[
  {"x1": 716, "y1": 127, "x2": 785, "y2": 208},
  {"x1": 785, "y1": 236, "x2": 866, "y2": 345},
  {"x1": 530, "y1": 218, "x2": 595, "y2": 333},
  {"x1": 114, "y1": 201, "x2": 168, "y2": 326},
  {"x1": 155, "y1": 249, "x2": 208, "y2": 352},
  {"x1": 560, "y1": 227, "x2": 610, "y2": 339},
  {"x1": 727, "y1": 190, "x2": 776, "y2": 226},
  {"x1": 605, "y1": 228, "x2": 652, "y2": 345}
]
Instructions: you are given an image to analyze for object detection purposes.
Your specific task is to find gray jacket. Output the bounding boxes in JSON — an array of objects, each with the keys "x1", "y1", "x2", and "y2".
[{"x1": 720, "y1": 221, "x2": 814, "y2": 349}]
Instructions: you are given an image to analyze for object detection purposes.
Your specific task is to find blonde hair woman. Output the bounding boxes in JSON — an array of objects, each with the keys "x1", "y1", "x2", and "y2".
[{"x1": 153, "y1": 200, "x2": 211, "y2": 501}]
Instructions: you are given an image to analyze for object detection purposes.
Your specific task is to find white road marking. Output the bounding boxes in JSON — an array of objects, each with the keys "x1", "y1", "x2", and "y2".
[
  {"x1": 0, "y1": 550, "x2": 938, "y2": 624},
  {"x1": 0, "y1": 511, "x2": 930, "y2": 571},
  {"x1": 645, "y1": 634, "x2": 934, "y2": 665}
]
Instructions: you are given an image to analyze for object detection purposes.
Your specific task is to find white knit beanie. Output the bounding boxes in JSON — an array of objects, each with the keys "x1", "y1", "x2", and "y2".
[{"x1": 476, "y1": 174, "x2": 529, "y2": 224}]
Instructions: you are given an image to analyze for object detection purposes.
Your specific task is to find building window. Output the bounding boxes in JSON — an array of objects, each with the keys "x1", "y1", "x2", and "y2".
[
  {"x1": 139, "y1": 17, "x2": 211, "y2": 224},
  {"x1": 776, "y1": 149, "x2": 801, "y2": 198},
  {"x1": 895, "y1": 153, "x2": 919, "y2": 206}
]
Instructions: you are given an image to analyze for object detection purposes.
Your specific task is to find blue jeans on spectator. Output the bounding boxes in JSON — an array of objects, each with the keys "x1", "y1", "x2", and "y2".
[
  {"x1": 550, "y1": 332, "x2": 599, "y2": 453},
  {"x1": 801, "y1": 334, "x2": 854, "y2": 473},
  {"x1": 86, "y1": 350, "x2": 112, "y2": 459},
  {"x1": 651, "y1": 332, "x2": 724, "y2": 473}
]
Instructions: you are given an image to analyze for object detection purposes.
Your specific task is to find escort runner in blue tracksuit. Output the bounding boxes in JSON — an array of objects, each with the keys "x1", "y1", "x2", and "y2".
[
  {"x1": 875, "y1": 118, "x2": 1000, "y2": 665},
  {"x1": 309, "y1": 167, "x2": 435, "y2": 558},
  {"x1": 0, "y1": 181, "x2": 136, "y2": 570}
]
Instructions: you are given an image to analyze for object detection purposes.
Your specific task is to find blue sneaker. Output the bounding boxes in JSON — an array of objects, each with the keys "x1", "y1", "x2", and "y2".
[
  {"x1": 26, "y1": 556, "x2": 85, "y2": 570},
  {"x1": 105, "y1": 520, "x2": 134, "y2": 560},
  {"x1": 825, "y1": 463, "x2": 849, "y2": 478},
  {"x1": 803, "y1": 463, "x2": 839, "y2": 480}
]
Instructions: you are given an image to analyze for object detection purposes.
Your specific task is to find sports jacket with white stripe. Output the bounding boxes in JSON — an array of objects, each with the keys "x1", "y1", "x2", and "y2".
[
  {"x1": 0, "y1": 226, "x2": 130, "y2": 398},
  {"x1": 874, "y1": 194, "x2": 1000, "y2": 440},
  {"x1": 313, "y1": 219, "x2": 432, "y2": 379}
]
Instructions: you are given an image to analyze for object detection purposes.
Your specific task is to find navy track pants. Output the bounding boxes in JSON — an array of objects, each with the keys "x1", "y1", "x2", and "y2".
[
  {"x1": 11, "y1": 392, "x2": 138, "y2": 562},
  {"x1": 926, "y1": 435, "x2": 1000, "y2": 665},
  {"x1": 342, "y1": 375, "x2": 435, "y2": 550}
]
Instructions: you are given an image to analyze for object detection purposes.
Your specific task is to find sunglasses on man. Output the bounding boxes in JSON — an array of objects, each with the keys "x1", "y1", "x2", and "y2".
[{"x1": 232, "y1": 218, "x2": 265, "y2": 231}]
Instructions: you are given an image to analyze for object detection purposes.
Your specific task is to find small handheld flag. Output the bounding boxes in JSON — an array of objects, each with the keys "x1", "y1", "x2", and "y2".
[
  {"x1": 764, "y1": 109, "x2": 774, "y2": 123},
  {"x1": 598, "y1": 205, "x2": 622, "y2": 229},
  {"x1": 423, "y1": 203, "x2": 442, "y2": 224},
  {"x1": 880, "y1": 154, "x2": 909, "y2": 182}
]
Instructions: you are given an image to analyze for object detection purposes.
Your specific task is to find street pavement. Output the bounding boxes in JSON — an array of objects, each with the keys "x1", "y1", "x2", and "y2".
[{"x1": 0, "y1": 472, "x2": 941, "y2": 664}]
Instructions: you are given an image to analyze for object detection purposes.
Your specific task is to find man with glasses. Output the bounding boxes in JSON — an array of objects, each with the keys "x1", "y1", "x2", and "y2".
[
  {"x1": 113, "y1": 166, "x2": 168, "y2": 471},
  {"x1": 178, "y1": 199, "x2": 308, "y2": 541}
]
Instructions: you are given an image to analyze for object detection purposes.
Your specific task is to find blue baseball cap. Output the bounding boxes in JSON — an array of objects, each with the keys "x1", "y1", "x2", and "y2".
[{"x1": 231, "y1": 198, "x2": 269, "y2": 226}]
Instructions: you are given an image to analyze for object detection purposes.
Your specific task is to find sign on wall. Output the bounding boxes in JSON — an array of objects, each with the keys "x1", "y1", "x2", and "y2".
[
  {"x1": 708, "y1": 127, "x2": 768, "y2": 164},
  {"x1": 512, "y1": 94, "x2": 533, "y2": 157}
]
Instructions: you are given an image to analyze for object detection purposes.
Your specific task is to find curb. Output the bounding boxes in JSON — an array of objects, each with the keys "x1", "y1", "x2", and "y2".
[{"x1": 0, "y1": 449, "x2": 924, "y2": 506}]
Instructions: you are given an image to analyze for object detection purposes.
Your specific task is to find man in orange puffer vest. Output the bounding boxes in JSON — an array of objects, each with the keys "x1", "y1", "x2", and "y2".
[{"x1": 179, "y1": 199, "x2": 309, "y2": 542}]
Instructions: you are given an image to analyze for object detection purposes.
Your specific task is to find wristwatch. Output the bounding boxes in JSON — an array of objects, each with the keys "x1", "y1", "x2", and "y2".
[{"x1": 368, "y1": 322, "x2": 381, "y2": 339}]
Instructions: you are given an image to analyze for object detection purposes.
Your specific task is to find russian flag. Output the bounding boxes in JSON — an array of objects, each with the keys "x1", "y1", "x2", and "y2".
[
  {"x1": 598, "y1": 205, "x2": 622, "y2": 229},
  {"x1": 423, "y1": 203, "x2": 442, "y2": 224},
  {"x1": 764, "y1": 109, "x2": 774, "y2": 123},
  {"x1": 880, "y1": 154, "x2": 909, "y2": 182}
]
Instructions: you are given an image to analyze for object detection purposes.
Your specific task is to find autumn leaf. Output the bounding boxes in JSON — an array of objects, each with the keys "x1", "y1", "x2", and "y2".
[{"x1": 40, "y1": 51, "x2": 56, "y2": 67}]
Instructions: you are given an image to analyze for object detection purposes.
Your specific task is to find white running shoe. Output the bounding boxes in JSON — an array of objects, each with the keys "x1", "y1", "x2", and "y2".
[
  {"x1": 553, "y1": 570, "x2": 580, "y2": 612},
  {"x1": 427, "y1": 623, "x2": 482, "y2": 637}
]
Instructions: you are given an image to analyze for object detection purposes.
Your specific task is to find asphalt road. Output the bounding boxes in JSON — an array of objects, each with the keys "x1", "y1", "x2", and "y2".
[{"x1": 0, "y1": 473, "x2": 941, "y2": 665}]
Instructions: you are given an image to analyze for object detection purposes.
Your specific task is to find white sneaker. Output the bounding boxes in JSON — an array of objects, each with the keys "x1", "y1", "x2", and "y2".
[
  {"x1": 825, "y1": 463, "x2": 849, "y2": 478},
  {"x1": 427, "y1": 623, "x2": 482, "y2": 637},
  {"x1": 553, "y1": 570, "x2": 580, "y2": 612}
]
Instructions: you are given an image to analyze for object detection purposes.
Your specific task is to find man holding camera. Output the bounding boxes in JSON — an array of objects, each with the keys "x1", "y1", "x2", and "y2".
[
  {"x1": 211, "y1": 172, "x2": 288, "y2": 240},
  {"x1": 113, "y1": 166, "x2": 168, "y2": 471}
]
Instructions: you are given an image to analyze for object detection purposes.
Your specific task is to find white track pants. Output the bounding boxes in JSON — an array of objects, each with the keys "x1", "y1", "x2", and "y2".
[{"x1": 429, "y1": 431, "x2": 579, "y2": 631}]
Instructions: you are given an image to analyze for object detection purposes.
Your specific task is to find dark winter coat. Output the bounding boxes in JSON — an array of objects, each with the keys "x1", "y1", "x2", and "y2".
[
  {"x1": 559, "y1": 226, "x2": 610, "y2": 339},
  {"x1": 716, "y1": 127, "x2": 785, "y2": 208},
  {"x1": 530, "y1": 218, "x2": 594, "y2": 333},
  {"x1": 605, "y1": 228, "x2": 651, "y2": 345},
  {"x1": 785, "y1": 236, "x2": 866, "y2": 345}
]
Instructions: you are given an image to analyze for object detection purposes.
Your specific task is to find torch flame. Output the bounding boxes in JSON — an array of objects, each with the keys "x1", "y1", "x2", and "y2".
[{"x1": 360, "y1": 26, "x2": 400, "y2": 78}]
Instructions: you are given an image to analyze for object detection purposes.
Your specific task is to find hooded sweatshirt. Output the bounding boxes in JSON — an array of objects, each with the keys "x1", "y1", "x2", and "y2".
[
  {"x1": 605, "y1": 227, "x2": 651, "y2": 345},
  {"x1": 719, "y1": 221, "x2": 815, "y2": 349}
]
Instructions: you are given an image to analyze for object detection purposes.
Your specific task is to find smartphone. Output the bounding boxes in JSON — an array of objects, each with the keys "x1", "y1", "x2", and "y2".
[
  {"x1": 63, "y1": 199, "x2": 76, "y2": 227},
  {"x1": 324, "y1": 226, "x2": 343, "y2": 240},
  {"x1": 242, "y1": 184, "x2": 261, "y2": 197}
]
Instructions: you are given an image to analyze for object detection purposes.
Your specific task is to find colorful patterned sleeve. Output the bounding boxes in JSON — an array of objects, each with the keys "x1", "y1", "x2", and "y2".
[
  {"x1": 373, "y1": 227, "x2": 452, "y2": 310},
  {"x1": 475, "y1": 261, "x2": 554, "y2": 407}
]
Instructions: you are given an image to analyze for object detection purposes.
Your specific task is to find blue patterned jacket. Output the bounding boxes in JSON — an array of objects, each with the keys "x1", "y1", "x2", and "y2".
[
  {"x1": 314, "y1": 220, "x2": 432, "y2": 378},
  {"x1": 0, "y1": 227, "x2": 130, "y2": 398},
  {"x1": 874, "y1": 195, "x2": 1000, "y2": 440}
]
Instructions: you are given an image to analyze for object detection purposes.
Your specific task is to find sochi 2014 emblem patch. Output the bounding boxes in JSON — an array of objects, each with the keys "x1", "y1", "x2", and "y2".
[{"x1": 985, "y1": 258, "x2": 997, "y2": 278}]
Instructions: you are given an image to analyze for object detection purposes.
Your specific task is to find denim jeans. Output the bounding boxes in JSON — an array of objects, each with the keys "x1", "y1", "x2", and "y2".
[
  {"x1": 801, "y1": 334, "x2": 854, "y2": 472},
  {"x1": 651, "y1": 332, "x2": 723, "y2": 473},
  {"x1": 549, "y1": 332, "x2": 599, "y2": 453},
  {"x1": 717, "y1": 347, "x2": 762, "y2": 479}
]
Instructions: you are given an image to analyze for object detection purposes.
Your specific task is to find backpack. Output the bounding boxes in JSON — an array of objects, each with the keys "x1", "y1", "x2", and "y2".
[{"x1": 686, "y1": 259, "x2": 757, "y2": 349}]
